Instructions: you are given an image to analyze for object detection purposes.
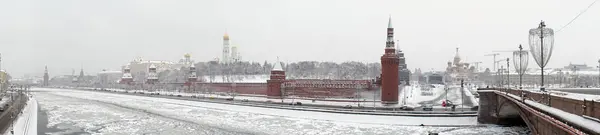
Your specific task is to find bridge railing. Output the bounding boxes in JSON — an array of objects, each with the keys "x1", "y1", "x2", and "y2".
[{"x1": 478, "y1": 88, "x2": 600, "y2": 121}]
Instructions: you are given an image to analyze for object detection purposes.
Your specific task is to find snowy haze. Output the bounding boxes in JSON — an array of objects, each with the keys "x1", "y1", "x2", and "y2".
[{"x1": 1, "y1": 0, "x2": 599, "y2": 77}]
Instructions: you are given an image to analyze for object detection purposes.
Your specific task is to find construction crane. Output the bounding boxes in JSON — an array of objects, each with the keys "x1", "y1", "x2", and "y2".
[
  {"x1": 494, "y1": 59, "x2": 505, "y2": 72},
  {"x1": 492, "y1": 49, "x2": 530, "y2": 53},
  {"x1": 485, "y1": 53, "x2": 500, "y2": 71},
  {"x1": 468, "y1": 62, "x2": 483, "y2": 72},
  {"x1": 492, "y1": 48, "x2": 530, "y2": 70}
]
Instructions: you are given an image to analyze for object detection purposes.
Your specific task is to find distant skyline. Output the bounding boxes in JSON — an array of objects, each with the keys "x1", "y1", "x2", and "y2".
[{"x1": 1, "y1": 0, "x2": 599, "y2": 77}]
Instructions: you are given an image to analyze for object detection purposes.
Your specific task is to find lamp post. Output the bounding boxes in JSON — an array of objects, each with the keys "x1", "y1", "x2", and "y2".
[
  {"x1": 373, "y1": 86, "x2": 376, "y2": 110},
  {"x1": 232, "y1": 82, "x2": 236, "y2": 100},
  {"x1": 291, "y1": 83, "x2": 295, "y2": 105},
  {"x1": 461, "y1": 79, "x2": 464, "y2": 110},
  {"x1": 597, "y1": 59, "x2": 600, "y2": 87},
  {"x1": 356, "y1": 83, "x2": 360, "y2": 107},
  {"x1": 500, "y1": 65, "x2": 504, "y2": 87},
  {"x1": 513, "y1": 45, "x2": 529, "y2": 89},
  {"x1": 558, "y1": 70, "x2": 562, "y2": 88},
  {"x1": 507, "y1": 58, "x2": 510, "y2": 88},
  {"x1": 529, "y1": 21, "x2": 555, "y2": 91},
  {"x1": 573, "y1": 66, "x2": 578, "y2": 87}
]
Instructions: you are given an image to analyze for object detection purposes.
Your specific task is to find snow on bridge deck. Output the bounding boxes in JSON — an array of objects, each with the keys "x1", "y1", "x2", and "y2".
[
  {"x1": 504, "y1": 92, "x2": 600, "y2": 134},
  {"x1": 525, "y1": 88, "x2": 600, "y2": 101}
]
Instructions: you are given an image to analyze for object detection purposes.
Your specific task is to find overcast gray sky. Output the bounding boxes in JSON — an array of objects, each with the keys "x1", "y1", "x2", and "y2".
[{"x1": 1, "y1": 0, "x2": 599, "y2": 77}]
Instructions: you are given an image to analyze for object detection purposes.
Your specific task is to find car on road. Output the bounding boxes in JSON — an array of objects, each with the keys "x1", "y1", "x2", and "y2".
[
  {"x1": 422, "y1": 104, "x2": 433, "y2": 111},
  {"x1": 0, "y1": 102, "x2": 9, "y2": 112},
  {"x1": 400, "y1": 105, "x2": 415, "y2": 111},
  {"x1": 288, "y1": 102, "x2": 302, "y2": 105}
]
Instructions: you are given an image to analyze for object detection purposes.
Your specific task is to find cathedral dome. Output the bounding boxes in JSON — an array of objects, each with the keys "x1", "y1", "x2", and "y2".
[
  {"x1": 453, "y1": 48, "x2": 461, "y2": 65},
  {"x1": 454, "y1": 55, "x2": 461, "y2": 64},
  {"x1": 223, "y1": 33, "x2": 229, "y2": 40}
]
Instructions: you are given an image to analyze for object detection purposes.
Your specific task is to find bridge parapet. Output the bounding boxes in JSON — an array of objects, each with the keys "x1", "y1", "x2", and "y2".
[
  {"x1": 478, "y1": 88, "x2": 600, "y2": 135},
  {"x1": 478, "y1": 88, "x2": 600, "y2": 121}
]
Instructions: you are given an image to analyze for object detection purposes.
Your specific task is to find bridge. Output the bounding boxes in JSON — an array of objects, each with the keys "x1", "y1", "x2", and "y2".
[{"x1": 478, "y1": 88, "x2": 600, "y2": 135}]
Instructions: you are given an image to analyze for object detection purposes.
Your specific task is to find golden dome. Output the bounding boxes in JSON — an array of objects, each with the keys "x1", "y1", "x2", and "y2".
[
  {"x1": 184, "y1": 53, "x2": 191, "y2": 58},
  {"x1": 223, "y1": 33, "x2": 229, "y2": 40}
]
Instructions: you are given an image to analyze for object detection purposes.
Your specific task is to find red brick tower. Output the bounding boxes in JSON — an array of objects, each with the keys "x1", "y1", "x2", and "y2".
[
  {"x1": 267, "y1": 58, "x2": 286, "y2": 98},
  {"x1": 380, "y1": 16, "x2": 400, "y2": 104}
]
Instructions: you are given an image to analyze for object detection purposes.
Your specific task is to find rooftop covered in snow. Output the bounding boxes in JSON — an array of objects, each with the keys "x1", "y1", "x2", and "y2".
[{"x1": 272, "y1": 58, "x2": 284, "y2": 71}]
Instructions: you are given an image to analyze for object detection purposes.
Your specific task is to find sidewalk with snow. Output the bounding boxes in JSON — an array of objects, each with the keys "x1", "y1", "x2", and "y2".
[
  {"x1": 66, "y1": 87, "x2": 400, "y2": 108},
  {"x1": 58, "y1": 83, "x2": 482, "y2": 110},
  {"x1": 3, "y1": 96, "x2": 37, "y2": 135}
]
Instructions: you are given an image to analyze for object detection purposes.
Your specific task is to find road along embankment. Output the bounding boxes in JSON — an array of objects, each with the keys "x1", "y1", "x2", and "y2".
[
  {"x1": 0, "y1": 93, "x2": 31, "y2": 134},
  {"x1": 40, "y1": 87, "x2": 477, "y2": 117}
]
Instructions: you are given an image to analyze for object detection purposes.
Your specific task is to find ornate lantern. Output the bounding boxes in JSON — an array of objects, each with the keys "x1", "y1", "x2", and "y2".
[
  {"x1": 528, "y1": 21, "x2": 554, "y2": 90},
  {"x1": 513, "y1": 45, "x2": 529, "y2": 89}
]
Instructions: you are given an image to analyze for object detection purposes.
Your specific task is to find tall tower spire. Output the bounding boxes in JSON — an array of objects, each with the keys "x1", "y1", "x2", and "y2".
[
  {"x1": 388, "y1": 15, "x2": 393, "y2": 28},
  {"x1": 380, "y1": 16, "x2": 400, "y2": 104},
  {"x1": 222, "y1": 33, "x2": 231, "y2": 64},
  {"x1": 43, "y1": 65, "x2": 49, "y2": 86},
  {"x1": 72, "y1": 68, "x2": 77, "y2": 83},
  {"x1": 79, "y1": 66, "x2": 84, "y2": 77},
  {"x1": 385, "y1": 16, "x2": 395, "y2": 50},
  {"x1": 79, "y1": 66, "x2": 85, "y2": 83}
]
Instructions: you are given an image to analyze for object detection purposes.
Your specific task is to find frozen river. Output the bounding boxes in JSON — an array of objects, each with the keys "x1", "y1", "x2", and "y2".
[{"x1": 33, "y1": 88, "x2": 528, "y2": 135}]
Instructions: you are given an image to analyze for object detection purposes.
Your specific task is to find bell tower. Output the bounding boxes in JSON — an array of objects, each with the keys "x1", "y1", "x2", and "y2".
[
  {"x1": 43, "y1": 66, "x2": 49, "y2": 86},
  {"x1": 380, "y1": 16, "x2": 400, "y2": 104}
]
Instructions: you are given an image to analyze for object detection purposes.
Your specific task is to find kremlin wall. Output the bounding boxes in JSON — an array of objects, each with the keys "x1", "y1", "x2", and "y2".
[
  {"x1": 103, "y1": 17, "x2": 402, "y2": 103},
  {"x1": 142, "y1": 17, "x2": 393, "y2": 103},
  {"x1": 37, "y1": 17, "x2": 404, "y2": 104},
  {"x1": 166, "y1": 61, "x2": 378, "y2": 99}
]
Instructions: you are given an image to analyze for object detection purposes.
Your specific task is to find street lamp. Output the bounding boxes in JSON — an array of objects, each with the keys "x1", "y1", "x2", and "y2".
[
  {"x1": 356, "y1": 83, "x2": 361, "y2": 107},
  {"x1": 513, "y1": 45, "x2": 529, "y2": 89},
  {"x1": 573, "y1": 66, "x2": 579, "y2": 87},
  {"x1": 231, "y1": 82, "x2": 237, "y2": 99},
  {"x1": 597, "y1": 59, "x2": 600, "y2": 87},
  {"x1": 291, "y1": 83, "x2": 296, "y2": 105},
  {"x1": 499, "y1": 65, "x2": 504, "y2": 87},
  {"x1": 461, "y1": 79, "x2": 464, "y2": 109},
  {"x1": 558, "y1": 70, "x2": 563, "y2": 88},
  {"x1": 506, "y1": 58, "x2": 510, "y2": 88},
  {"x1": 528, "y1": 21, "x2": 555, "y2": 91}
]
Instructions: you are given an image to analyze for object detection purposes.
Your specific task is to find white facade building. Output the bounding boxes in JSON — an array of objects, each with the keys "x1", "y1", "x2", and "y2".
[
  {"x1": 231, "y1": 45, "x2": 239, "y2": 62},
  {"x1": 222, "y1": 33, "x2": 230, "y2": 64},
  {"x1": 97, "y1": 70, "x2": 122, "y2": 83},
  {"x1": 490, "y1": 63, "x2": 600, "y2": 87},
  {"x1": 147, "y1": 64, "x2": 159, "y2": 80},
  {"x1": 220, "y1": 33, "x2": 242, "y2": 64},
  {"x1": 122, "y1": 57, "x2": 185, "y2": 82}
]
